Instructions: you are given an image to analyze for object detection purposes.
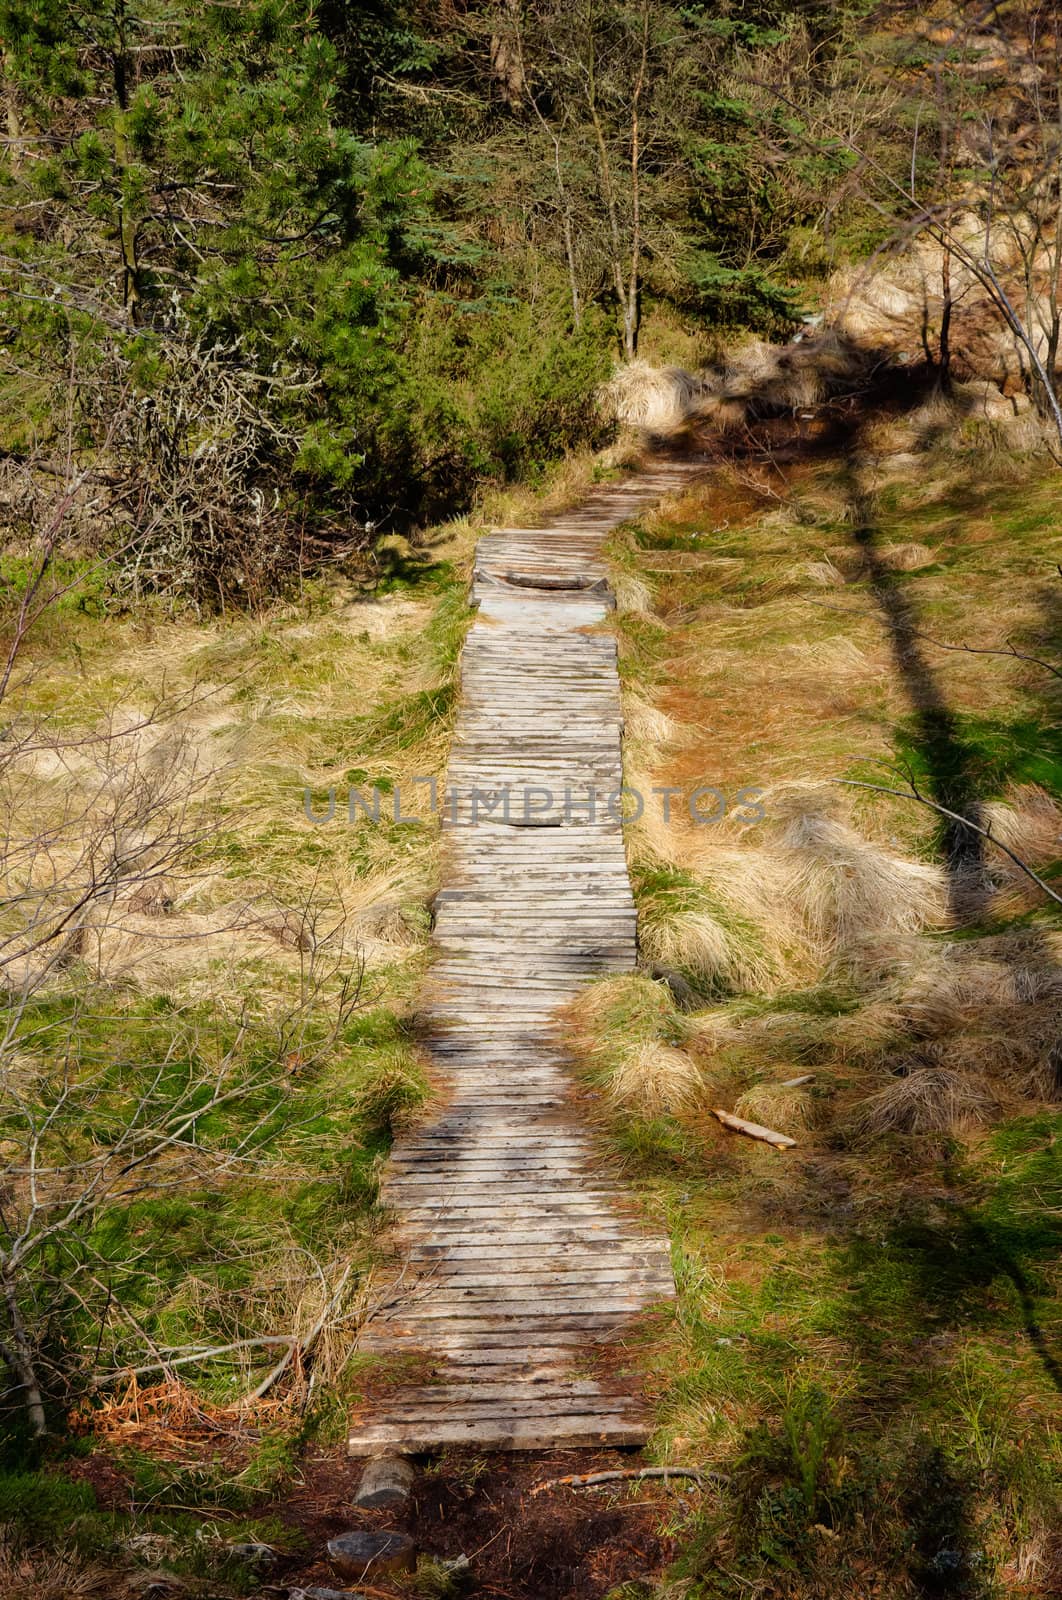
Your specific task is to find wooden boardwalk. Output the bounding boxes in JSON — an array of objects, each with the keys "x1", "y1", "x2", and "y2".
[{"x1": 349, "y1": 465, "x2": 698, "y2": 1456}]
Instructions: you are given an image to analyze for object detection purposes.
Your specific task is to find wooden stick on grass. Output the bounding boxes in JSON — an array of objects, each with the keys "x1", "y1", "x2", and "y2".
[
  {"x1": 530, "y1": 1466, "x2": 720, "y2": 1496},
  {"x1": 711, "y1": 1108, "x2": 796, "y2": 1150}
]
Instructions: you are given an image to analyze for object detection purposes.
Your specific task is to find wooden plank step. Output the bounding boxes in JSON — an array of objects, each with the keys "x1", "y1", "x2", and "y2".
[
  {"x1": 405, "y1": 1241, "x2": 667, "y2": 1258},
  {"x1": 352, "y1": 1393, "x2": 641, "y2": 1423},
  {"x1": 359, "y1": 1379, "x2": 616, "y2": 1404},
  {"x1": 376, "y1": 1296, "x2": 661, "y2": 1318},
  {"x1": 362, "y1": 1317, "x2": 644, "y2": 1339},
  {"x1": 348, "y1": 1414, "x2": 649, "y2": 1454}
]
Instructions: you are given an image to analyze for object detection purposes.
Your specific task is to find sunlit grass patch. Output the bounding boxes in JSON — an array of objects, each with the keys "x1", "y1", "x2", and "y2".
[
  {"x1": 607, "y1": 447, "x2": 1062, "y2": 1596},
  {"x1": 634, "y1": 862, "x2": 776, "y2": 998}
]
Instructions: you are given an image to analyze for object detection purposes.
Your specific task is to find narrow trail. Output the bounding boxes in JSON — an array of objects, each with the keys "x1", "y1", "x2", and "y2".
[{"x1": 349, "y1": 463, "x2": 702, "y2": 1456}]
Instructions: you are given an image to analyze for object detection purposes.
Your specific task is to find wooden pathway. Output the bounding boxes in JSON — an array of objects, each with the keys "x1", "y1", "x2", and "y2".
[{"x1": 349, "y1": 464, "x2": 699, "y2": 1456}]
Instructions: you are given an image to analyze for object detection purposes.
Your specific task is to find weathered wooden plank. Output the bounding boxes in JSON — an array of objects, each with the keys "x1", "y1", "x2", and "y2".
[
  {"x1": 360, "y1": 1380, "x2": 615, "y2": 1405},
  {"x1": 405, "y1": 1241, "x2": 668, "y2": 1258},
  {"x1": 361, "y1": 1316, "x2": 643, "y2": 1340},
  {"x1": 396, "y1": 1271, "x2": 675, "y2": 1293},
  {"x1": 391, "y1": 1289, "x2": 675, "y2": 1311},
  {"x1": 391, "y1": 1230, "x2": 652, "y2": 1249},
  {"x1": 348, "y1": 1415, "x2": 649, "y2": 1455},
  {"x1": 353, "y1": 1388, "x2": 641, "y2": 1416}
]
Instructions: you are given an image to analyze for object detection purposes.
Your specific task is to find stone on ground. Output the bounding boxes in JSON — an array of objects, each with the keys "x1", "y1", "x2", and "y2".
[{"x1": 326, "y1": 1529, "x2": 415, "y2": 1578}]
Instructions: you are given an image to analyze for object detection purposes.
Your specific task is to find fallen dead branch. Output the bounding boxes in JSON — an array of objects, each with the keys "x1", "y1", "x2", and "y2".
[
  {"x1": 242, "y1": 1262, "x2": 354, "y2": 1403},
  {"x1": 530, "y1": 1465, "x2": 724, "y2": 1496},
  {"x1": 93, "y1": 1337, "x2": 296, "y2": 1389},
  {"x1": 710, "y1": 1108, "x2": 797, "y2": 1150}
]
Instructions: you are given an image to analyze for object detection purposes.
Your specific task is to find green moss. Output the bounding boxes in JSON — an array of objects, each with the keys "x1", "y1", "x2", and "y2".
[{"x1": 0, "y1": 1471, "x2": 98, "y2": 1537}]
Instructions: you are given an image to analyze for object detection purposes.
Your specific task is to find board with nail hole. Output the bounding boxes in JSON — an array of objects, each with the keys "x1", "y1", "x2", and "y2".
[{"x1": 349, "y1": 462, "x2": 702, "y2": 1456}]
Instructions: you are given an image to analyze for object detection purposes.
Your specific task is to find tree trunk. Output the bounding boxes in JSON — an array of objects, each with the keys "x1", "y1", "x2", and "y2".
[
  {"x1": 111, "y1": 7, "x2": 140, "y2": 321},
  {"x1": 556, "y1": 149, "x2": 582, "y2": 330},
  {"x1": 622, "y1": 289, "x2": 637, "y2": 360},
  {"x1": 585, "y1": 37, "x2": 628, "y2": 348},
  {"x1": 3, "y1": 51, "x2": 23, "y2": 174},
  {"x1": 938, "y1": 249, "x2": 952, "y2": 380},
  {"x1": 2, "y1": 1278, "x2": 47, "y2": 1437},
  {"x1": 511, "y1": 11, "x2": 580, "y2": 330},
  {"x1": 622, "y1": 1, "x2": 650, "y2": 361}
]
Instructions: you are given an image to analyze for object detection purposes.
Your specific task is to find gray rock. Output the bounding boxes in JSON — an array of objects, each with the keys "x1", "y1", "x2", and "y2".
[
  {"x1": 439, "y1": 1553, "x2": 472, "y2": 1583},
  {"x1": 354, "y1": 1455, "x2": 415, "y2": 1510},
  {"x1": 644, "y1": 960, "x2": 698, "y2": 1009},
  {"x1": 226, "y1": 1541, "x2": 277, "y2": 1566},
  {"x1": 326, "y1": 1529, "x2": 415, "y2": 1578},
  {"x1": 289, "y1": 1589, "x2": 374, "y2": 1600}
]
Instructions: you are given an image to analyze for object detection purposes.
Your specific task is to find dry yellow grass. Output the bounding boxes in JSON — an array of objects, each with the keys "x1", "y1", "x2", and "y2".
[
  {"x1": 0, "y1": 1538, "x2": 110, "y2": 1600},
  {"x1": 611, "y1": 569, "x2": 656, "y2": 617},
  {"x1": 732, "y1": 1081, "x2": 813, "y2": 1135},
  {"x1": 598, "y1": 361, "x2": 707, "y2": 433},
  {"x1": 825, "y1": 540, "x2": 938, "y2": 575},
  {"x1": 639, "y1": 902, "x2": 777, "y2": 994},
  {"x1": 4, "y1": 554, "x2": 462, "y2": 1014},
  {"x1": 627, "y1": 779, "x2": 946, "y2": 994},
  {"x1": 565, "y1": 973, "x2": 706, "y2": 1116},
  {"x1": 624, "y1": 692, "x2": 684, "y2": 749},
  {"x1": 598, "y1": 333, "x2": 872, "y2": 444},
  {"x1": 606, "y1": 428, "x2": 1062, "y2": 1171},
  {"x1": 607, "y1": 1039, "x2": 704, "y2": 1116},
  {"x1": 983, "y1": 784, "x2": 1062, "y2": 910}
]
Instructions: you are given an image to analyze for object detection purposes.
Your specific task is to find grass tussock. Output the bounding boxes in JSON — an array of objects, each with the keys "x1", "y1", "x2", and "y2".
[
  {"x1": 983, "y1": 783, "x2": 1062, "y2": 908},
  {"x1": 733, "y1": 1081, "x2": 814, "y2": 1136},
  {"x1": 566, "y1": 974, "x2": 703, "y2": 1116},
  {"x1": 859, "y1": 930, "x2": 1062, "y2": 1108},
  {"x1": 611, "y1": 568, "x2": 656, "y2": 617},
  {"x1": 850, "y1": 1067, "x2": 994, "y2": 1137},
  {"x1": 610, "y1": 1039, "x2": 704, "y2": 1116},
  {"x1": 768, "y1": 790, "x2": 947, "y2": 954},
  {"x1": 598, "y1": 360, "x2": 707, "y2": 433},
  {"x1": 627, "y1": 784, "x2": 947, "y2": 1001},
  {"x1": 634, "y1": 862, "x2": 777, "y2": 997},
  {"x1": 624, "y1": 691, "x2": 684, "y2": 749},
  {"x1": 599, "y1": 332, "x2": 872, "y2": 443}
]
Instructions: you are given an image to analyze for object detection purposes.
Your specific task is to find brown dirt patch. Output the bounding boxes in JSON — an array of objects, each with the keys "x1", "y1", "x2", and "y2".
[
  {"x1": 57, "y1": 1433, "x2": 685, "y2": 1599},
  {"x1": 280, "y1": 1446, "x2": 684, "y2": 1600}
]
